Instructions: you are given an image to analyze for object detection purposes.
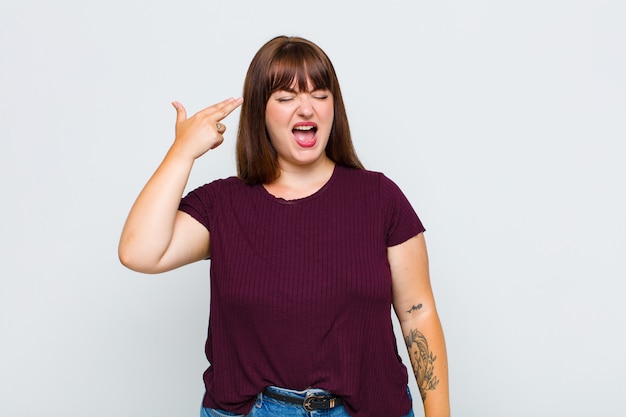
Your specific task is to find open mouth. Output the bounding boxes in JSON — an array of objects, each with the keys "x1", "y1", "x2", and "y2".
[{"x1": 292, "y1": 125, "x2": 318, "y2": 147}]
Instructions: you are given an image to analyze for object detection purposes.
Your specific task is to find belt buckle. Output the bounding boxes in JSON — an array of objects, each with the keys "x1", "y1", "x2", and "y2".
[{"x1": 303, "y1": 393, "x2": 326, "y2": 412}]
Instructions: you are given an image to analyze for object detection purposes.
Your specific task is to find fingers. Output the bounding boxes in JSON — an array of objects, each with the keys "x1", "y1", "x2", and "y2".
[
  {"x1": 199, "y1": 97, "x2": 244, "y2": 122},
  {"x1": 171, "y1": 101, "x2": 187, "y2": 123},
  {"x1": 169, "y1": 97, "x2": 242, "y2": 157},
  {"x1": 211, "y1": 98, "x2": 242, "y2": 136},
  {"x1": 173, "y1": 97, "x2": 242, "y2": 127}
]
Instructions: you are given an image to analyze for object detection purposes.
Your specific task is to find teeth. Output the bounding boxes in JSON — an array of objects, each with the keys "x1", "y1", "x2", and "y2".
[{"x1": 293, "y1": 125, "x2": 315, "y2": 131}]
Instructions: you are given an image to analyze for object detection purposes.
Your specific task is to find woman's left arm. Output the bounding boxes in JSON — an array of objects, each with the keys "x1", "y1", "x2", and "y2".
[{"x1": 389, "y1": 233, "x2": 450, "y2": 417}]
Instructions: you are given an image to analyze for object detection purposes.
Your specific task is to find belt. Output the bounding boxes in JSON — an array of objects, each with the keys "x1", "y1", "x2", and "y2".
[{"x1": 262, "y1": 388, "x2": 343, "y2": 412}]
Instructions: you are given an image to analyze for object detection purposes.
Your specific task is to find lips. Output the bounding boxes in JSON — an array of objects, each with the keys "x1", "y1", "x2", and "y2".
[{"x1": 292, "y1": 122, "x2": 318, "y2": 148}]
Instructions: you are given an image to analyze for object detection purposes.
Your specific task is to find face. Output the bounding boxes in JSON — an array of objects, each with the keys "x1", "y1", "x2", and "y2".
[{"x1": 265, "y1": 81, "x2": 334, "y2": 170}]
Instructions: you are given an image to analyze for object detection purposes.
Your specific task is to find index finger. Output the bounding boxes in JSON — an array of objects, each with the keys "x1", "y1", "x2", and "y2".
[{"x1": 201, "y1": 97, "x2": 243, "y2": 121}]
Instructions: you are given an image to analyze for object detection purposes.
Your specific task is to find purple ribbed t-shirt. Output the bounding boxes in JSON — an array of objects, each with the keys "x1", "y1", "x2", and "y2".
[{"x1": 179, "y1": 165, "x2": 425, "y2": 417}]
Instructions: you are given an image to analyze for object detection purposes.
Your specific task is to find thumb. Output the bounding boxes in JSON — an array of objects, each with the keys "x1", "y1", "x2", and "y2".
[{"x1": 171, "y1": 101, "x2": 187, "y2": 123}]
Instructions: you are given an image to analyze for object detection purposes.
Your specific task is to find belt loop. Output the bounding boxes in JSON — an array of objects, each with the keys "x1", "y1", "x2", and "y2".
[{"x1": 255, "y1": 391, "x2": 264, "y2": 408}]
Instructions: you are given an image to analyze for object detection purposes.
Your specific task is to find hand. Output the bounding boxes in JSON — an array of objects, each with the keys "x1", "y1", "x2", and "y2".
[{"x1": 170, "y1": 97, "x2": 243, "y2": 159}]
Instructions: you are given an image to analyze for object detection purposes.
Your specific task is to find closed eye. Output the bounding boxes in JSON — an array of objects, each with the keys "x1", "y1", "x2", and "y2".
[{"x1": 311, "y1": 89, "x2": 330, "y2": 100}]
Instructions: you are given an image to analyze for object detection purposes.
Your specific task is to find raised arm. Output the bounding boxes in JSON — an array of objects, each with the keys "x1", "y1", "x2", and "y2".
[
  {"x1": 118, "y1": 97, "x2": 243, "y2": 274},
  {"x1": 390, "y1": 233, "x2": 450, "y2": 417}
]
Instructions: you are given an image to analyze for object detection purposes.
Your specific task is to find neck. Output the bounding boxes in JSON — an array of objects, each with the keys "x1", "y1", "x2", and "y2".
[{"x1": 264, "y1": 157, "x2": 335, "y2": 200}]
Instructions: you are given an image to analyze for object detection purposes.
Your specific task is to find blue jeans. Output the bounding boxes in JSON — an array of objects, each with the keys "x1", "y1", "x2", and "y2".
[{"x1": 201, "y1": 386, "x2": 415, "y2": 417}]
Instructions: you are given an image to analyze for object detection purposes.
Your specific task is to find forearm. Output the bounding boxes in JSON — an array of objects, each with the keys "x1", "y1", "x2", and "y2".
[
  {"x1": 118, "y1": 147, "x2": 195, "y2": 271},
  {"x1": 401, "y1": 311, "x2": 450, "y2": 417}
]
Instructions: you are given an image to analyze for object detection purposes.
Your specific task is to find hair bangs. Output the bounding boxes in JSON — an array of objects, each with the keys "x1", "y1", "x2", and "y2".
[{"x1": 268, "y1": 46, "x2": 332, "y2": 94}]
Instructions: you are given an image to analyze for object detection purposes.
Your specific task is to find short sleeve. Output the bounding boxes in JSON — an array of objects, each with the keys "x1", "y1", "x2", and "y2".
[
  {"x1": 380, "y1": 175, "x2": 425, "y2": 247},
  {"x1": 178, "y1": 183, "x2": 216, "y2": 231}
]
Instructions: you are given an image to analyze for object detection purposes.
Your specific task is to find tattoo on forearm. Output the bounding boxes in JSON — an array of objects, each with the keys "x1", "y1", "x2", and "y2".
[
  {"x1": 404, "y1": 328, "x2": 439, "y2": 400},
  {"x1": 406, "y1": 304, "x2": 423, "y2": 314}
]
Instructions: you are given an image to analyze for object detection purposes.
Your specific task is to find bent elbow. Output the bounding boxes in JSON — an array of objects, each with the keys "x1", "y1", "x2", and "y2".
[
  {"x1": 118, "y1": 244, "x2": 159, "y2": 274},
  {"x1": 118, "y1": 247, "x2": 140, "y2": 272}
]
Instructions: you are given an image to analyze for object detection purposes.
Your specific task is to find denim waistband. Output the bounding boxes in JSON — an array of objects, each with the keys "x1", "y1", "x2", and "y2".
[
  {"x1": 264, "y1": 385, "x2": 334, "y2": 399},
  {"x1": 202, "y1": 386, "x2": 414, "y2": 417}
]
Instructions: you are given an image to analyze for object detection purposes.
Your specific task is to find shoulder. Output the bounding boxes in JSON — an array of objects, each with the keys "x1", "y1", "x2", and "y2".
[
  {"x1": 186, "y1": 176, "x2": 247, "y2": 197},
  {"x1": 335, "y1": 165, "x2": 404, "y2": 195},
  {"x1": 336, "y1": 165, "x2": 382, "y2": 179},
  {"x1": 334, "y1": 165, "x2": 388, "y2": 186},
  {"x1": 204, "y1": 175, "x2": 245, "y2": 190},
  {"x1": 181, "y1": 176, "x2": 254, "y2": 211},
  {"x1": 179, "y1": 176, "x2": 254, "y2": 228}
]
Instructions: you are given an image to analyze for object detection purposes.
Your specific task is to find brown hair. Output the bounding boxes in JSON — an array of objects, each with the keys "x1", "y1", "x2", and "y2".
[{"x1": 236, "y1": 36, "x2": 364, "y2": 184}]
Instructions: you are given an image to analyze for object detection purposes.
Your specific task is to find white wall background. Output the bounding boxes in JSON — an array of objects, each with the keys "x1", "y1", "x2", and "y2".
[{"x1": 1, "y1": 1, "x2": 624, "y2": 416}]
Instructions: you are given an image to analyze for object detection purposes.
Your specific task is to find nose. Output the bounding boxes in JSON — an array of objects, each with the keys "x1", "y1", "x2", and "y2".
[{"x1": 297, "y1": 95, "x2": 314, "y2": 117}]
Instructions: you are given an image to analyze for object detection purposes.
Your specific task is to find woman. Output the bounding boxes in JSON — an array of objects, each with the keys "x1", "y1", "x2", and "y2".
[{"x1": 119, "y1": 36, "x2": 449, "y2": 417}]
